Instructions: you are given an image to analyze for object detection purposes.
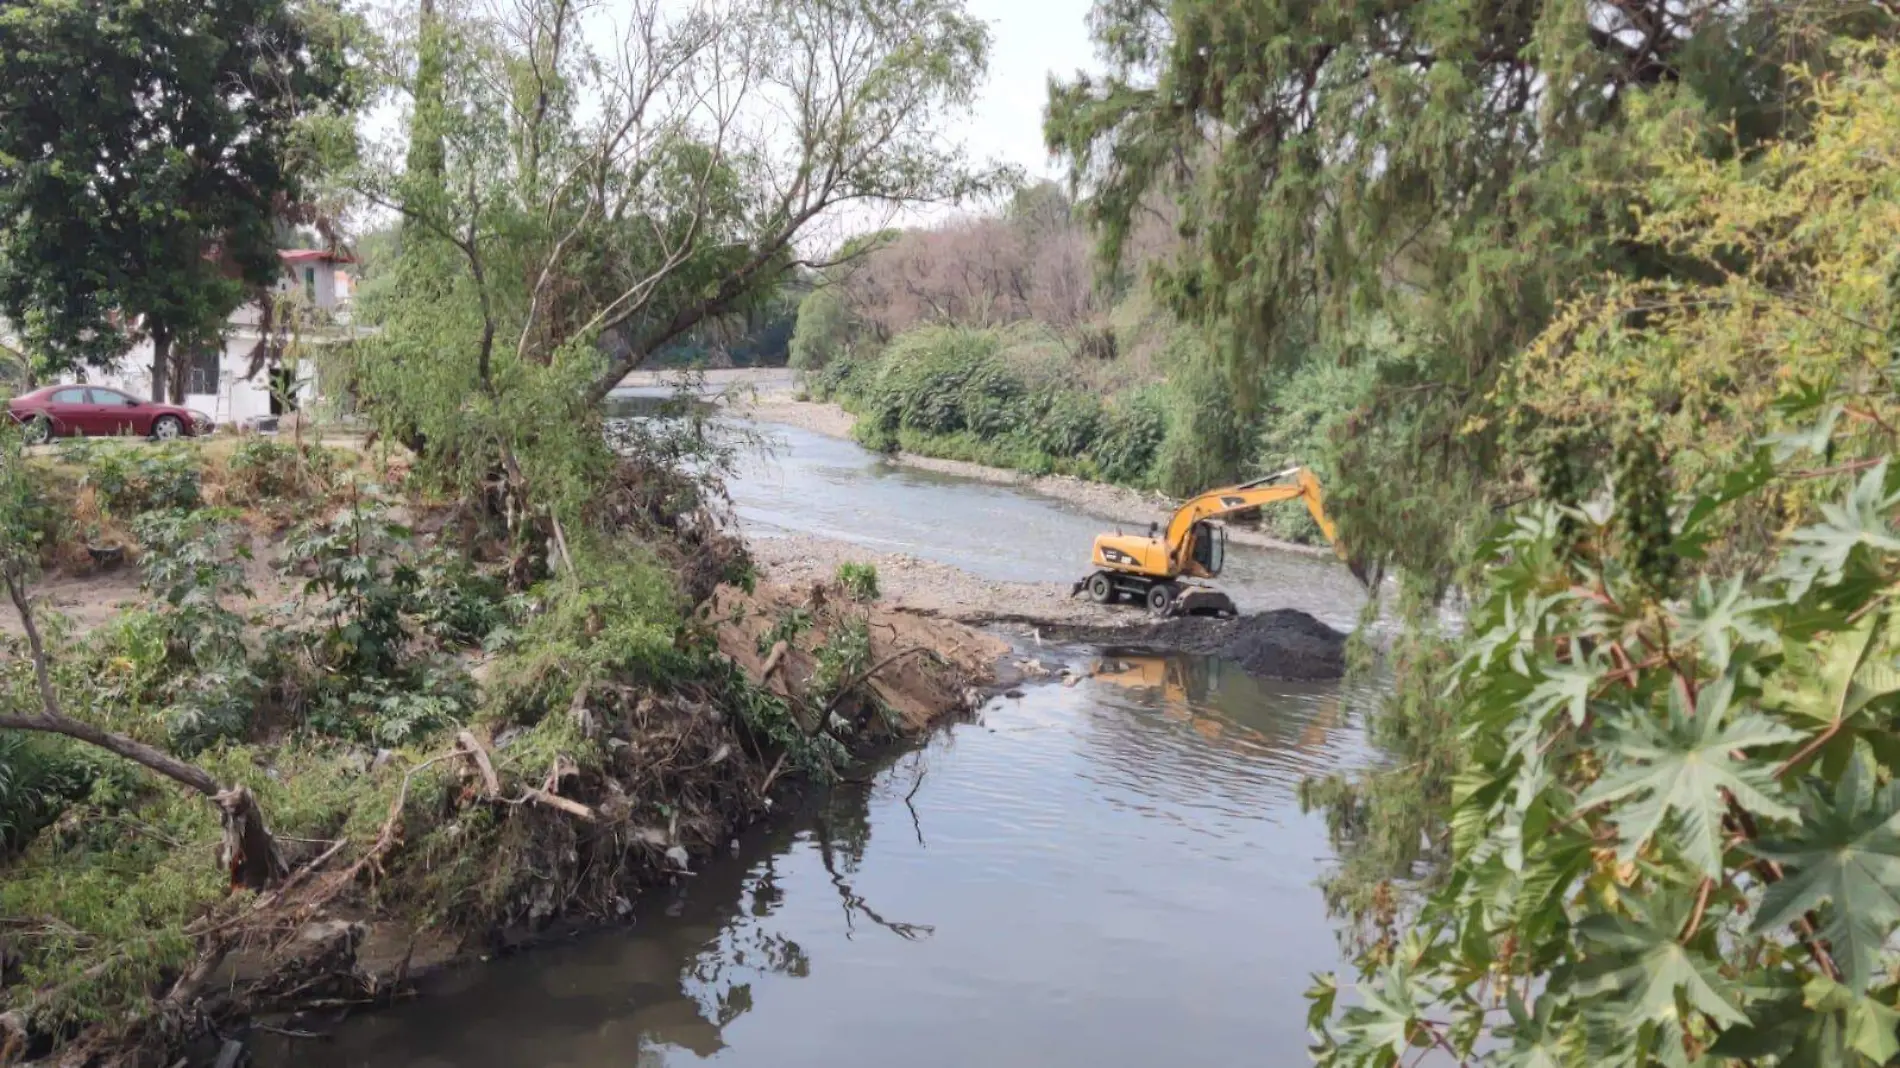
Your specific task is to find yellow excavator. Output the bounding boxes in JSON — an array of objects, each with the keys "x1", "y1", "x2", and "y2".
[{"x1": 1070, "y1": 466, "x2": 1346, "y2": 618}]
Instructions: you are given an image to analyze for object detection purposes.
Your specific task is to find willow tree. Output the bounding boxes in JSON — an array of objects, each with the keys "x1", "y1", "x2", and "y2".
[
  {"x1": 1045, "y1": 0, "x2": 1894, "y2": 582},
  {"x1": 348, "y1": 0, "x2": 1010, "y2": 548}
]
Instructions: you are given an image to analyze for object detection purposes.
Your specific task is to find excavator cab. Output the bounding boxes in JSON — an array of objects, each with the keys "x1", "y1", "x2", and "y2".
[{"x1": 1188, "y1": 521, "x2": 1226, "y2": 578}]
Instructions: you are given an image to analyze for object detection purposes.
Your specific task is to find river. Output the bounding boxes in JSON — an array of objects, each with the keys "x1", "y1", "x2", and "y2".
[{"x1": 260, "y1": 390, "x2": 1384, "y2": 1068}]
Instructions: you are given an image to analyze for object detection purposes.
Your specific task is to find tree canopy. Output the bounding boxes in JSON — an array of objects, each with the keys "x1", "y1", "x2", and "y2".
[
  {"x1": 1046, "y1": 0, "x2": 1894, "y2": 582},
  {"x1": 0, "y1": 0, "x2": 356, "y2": 398},
  {"x1": 1302, "y1": 40, "x2": 1900, "y2": 1068}
]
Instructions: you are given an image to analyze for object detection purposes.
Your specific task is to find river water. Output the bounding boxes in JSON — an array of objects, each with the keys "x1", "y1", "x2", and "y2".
[{"x1": 264, "y1": 391, "x2": 1383, "y2": 1068}]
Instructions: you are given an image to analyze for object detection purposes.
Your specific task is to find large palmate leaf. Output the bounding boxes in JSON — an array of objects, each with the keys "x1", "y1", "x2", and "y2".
[
  {"x1": 1764, "y1": 612, "x2": 1900, "y2": 773},
  {"x1": 1779, "y1": 461, "x2": 1900, "y2": 599},
  {"x1": 1572, "y1": 897, "x2": 1748, "y2": 1029},
  {"x1": 1579, "y1": 674, "x2": 1800, "y2": 876},
  {"x1": 1674, "y1": 575, "x2": 1777, "y2": 673},
  {"x1": 1751, "y1": 757, "x2": 1900, "y2": 990}
]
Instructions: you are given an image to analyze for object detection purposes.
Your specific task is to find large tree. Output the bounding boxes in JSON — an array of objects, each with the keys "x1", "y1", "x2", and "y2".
[
  {"x1": 1045, "y1": 0, "x2": 1894, "y2": 583},
  {"x1": 0, "y1": 0, "x2": 355, "y2": 401},
  {"x1": 346, "y1": 0, "x2": 1011, "y2": 540}
]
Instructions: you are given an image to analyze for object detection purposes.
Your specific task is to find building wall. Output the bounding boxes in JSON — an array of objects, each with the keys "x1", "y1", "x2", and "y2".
[{"x1": 67, "y1": 257, "x2": 336, "y2": 427}]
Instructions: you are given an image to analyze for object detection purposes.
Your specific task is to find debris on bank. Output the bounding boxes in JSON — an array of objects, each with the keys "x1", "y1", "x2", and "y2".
[
  {"x1": 1042, "y1": 609, "x2": 1349, "y2": 681},
  {"x1": 704, "y1": 580, "x2": 1007, "y2": 733}
]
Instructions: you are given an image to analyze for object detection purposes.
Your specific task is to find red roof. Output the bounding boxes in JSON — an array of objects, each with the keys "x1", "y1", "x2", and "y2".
[{"x1": 279, "y1": 249, "x2": 354, "y2": 265}]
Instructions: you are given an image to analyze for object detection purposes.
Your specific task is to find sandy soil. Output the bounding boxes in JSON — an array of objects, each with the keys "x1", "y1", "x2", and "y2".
[
  {"x1": 747, "y1": 531, "x2": 1130, "y2": 633},
  {"x1": 2, "y1": 534, "x2": 304, "y2": 639}
]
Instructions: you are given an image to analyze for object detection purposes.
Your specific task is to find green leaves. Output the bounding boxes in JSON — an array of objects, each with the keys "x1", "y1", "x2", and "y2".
[
  {"x1": 1752, "y1": 758, "x2": 1900, "y2": 990},
  {"x1": 1573, "y1": 898, "x2": 1747, "y2": 1029},
  {"x1": 1580, "y1": 673, "x2": 1799, "y2": 877}
]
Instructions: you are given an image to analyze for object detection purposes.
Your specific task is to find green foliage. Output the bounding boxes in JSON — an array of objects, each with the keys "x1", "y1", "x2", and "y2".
[
  {"x1": 0, "y1": 0, "x2": 358, "y2": 383},
  {"x1": 72, "y1": 442, "x2": 203, "y2": 516},
  {"x1": 810, "y1": 615, "x2": 873, "y2": 704},
  {"x1": 223, "y1": 439, "x2": 338, "y2": 503},
  {"x1": 1310, "y1": 404, "x2": 1900, "y2": 1067},
  {"x1": 1153, "y1": 347, "x2": 1252, "y2": 497},
  {"x1": 283, "y1": 494, "x2": 419, "y2": 680},
  {"x1": 1255, "y1": 351, "x2": 1379, "y2": 543},
  {"x1": 129, "y1": 509, "x2": 259, "y2": 751},
  {"x1": 789, "y1": 285, "x2": 854, "y2": 371},
  {"x1": 483, "y1": 556, "x2": 687, "y2": 723},
  {"x1": 1047, "y1": 0, "x2": 1889, "y2": 578},
  {"x1": 835, "y1": 562, "x2": 880, "y2": 603}
]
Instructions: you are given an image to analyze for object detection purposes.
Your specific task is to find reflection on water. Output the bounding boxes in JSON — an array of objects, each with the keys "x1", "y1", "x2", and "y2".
[{"x1": 261, "y1": 656, "x2": 1375, "y2": 1068}]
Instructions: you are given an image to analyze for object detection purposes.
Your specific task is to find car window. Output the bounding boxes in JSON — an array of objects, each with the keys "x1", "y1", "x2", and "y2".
[
  {"x1": 50, "y1": 388, "x2": 87, "y2": 404},
  {"x1": 87, "y1": 389, "x2": 130, "y2": 405}
]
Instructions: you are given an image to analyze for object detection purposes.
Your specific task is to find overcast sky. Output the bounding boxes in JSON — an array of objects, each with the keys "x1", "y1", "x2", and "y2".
[{"x1": 956, "y1": 0, "x2": 1099, "y2": 185}]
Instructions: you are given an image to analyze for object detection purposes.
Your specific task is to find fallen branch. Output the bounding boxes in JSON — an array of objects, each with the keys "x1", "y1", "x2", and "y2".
[
  {"x1": 522, "y1": 788, "x2": 598, "y2": 822},
  {"x1": 455, "y1": 730, "x2": 502, "y2": 799},
  {"x1": 2, "y1": 571, "x2": 285, "y2": 890},
  {"x1": 812, "y1": 646, "x2": 935, "y2": 734}
]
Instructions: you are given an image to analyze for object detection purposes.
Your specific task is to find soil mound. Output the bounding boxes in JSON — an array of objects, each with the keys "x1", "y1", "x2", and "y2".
[{"x1": 1051, "y1": 608, "x2": 1348, "y2": 681}]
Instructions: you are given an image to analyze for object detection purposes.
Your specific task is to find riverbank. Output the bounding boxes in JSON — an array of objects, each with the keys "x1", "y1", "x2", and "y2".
[
  {"x1": 0, "y1": 437, "x2": 1009, "y2": 1068},
  {"x1": 617, "y1": 368, "x2": 1333, "y2": 559}
]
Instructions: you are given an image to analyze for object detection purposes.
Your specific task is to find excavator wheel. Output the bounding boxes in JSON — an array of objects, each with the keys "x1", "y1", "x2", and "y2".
[
  {"x1": 1085, "y1": 572, "x2": 1115, "y2": 604},
  {"x1": 1145, "y1": 582, "x2": 1179, "y2": 615}
]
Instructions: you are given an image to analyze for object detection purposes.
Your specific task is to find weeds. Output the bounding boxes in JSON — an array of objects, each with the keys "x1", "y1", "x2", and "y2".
[
  {"x1": 835, "y1": 562, "x2": 880, "y2": 602},
  {"x1": 70, "y1": 441, "x2": 203, "y2": 515}
]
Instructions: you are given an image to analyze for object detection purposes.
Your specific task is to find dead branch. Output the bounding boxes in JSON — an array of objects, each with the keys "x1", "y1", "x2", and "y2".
[
  {"x1": 455, "y1": 729, "x2": 502, "y2": 799},
  {"x1": 1, "y1": 571, "x2": 285, "y2": 890}
]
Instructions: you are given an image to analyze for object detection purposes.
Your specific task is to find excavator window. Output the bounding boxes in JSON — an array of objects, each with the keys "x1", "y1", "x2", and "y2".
[{"x1": 1191, "y1": 521, "x2": 1226, "y2": 576}]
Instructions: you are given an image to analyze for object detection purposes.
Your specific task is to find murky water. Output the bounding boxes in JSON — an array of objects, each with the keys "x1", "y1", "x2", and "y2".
[
  {"x1": 264, "y1": 655, "x2": 1375, "y2": 1068},
  {"x1": 264, "y1": 392, "x2": 1384, "y2": 1067}
]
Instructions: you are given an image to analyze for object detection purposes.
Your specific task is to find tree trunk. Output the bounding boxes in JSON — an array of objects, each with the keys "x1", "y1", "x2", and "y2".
[
  {"x1": 150, "y1": 323, "x2": 171, "y2": 403},
  {"x1": 1, "y1": 573, "x2": 285, "y2": 890},
  {"x1": 168, "y1": 342, "x2": 188, "y2": 405}
]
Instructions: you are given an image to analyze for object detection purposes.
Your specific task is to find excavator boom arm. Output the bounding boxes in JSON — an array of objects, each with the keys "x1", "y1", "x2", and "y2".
[{"x1": 1162, "y1": 468, "x2": 1343, "y2": 569}]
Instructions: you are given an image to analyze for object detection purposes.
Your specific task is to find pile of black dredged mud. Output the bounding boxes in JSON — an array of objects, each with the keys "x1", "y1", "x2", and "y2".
[{"x1": 1051, "y1": 608, "x2": 1347, "y2": 681}]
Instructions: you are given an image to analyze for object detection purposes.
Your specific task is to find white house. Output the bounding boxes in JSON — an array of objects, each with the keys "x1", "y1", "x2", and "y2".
[{"x1": 78, "y1": 249, "x2": 358, "y2": 429}]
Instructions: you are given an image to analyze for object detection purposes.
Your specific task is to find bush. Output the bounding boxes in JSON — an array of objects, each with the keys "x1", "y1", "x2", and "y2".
[
  {"x1": 129, "y1": 509, "x2": 260, "y2": 751},
  {"x1": 1020, "y1": 388, "x2": 1102, "y2": 459},
  {"x1": 484, "y1": 555, "x2": 687, "y2": 722},
  {"x1": 73, "y1": 442, "x2": 202, "y2": 515},
  {"x1": 1254, "y1": 358, "x2": 1377, "y2": 543},
  {"x1": 1154, "y1": 350, "x2": 1256, "y2": 496},
  {"x1": 835, "y1": 562, "x2": 880, "y2": 602},
  {"x1": 1089, "y1": 389, "x2": 1168, "y2": 486},
  {"x1": 223, "y1": 439, "x2": 337, "y2": 502}
]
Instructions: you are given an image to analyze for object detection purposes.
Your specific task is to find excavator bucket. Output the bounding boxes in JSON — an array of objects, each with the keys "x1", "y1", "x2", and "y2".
[{"x1": 1170, "y1": 587, "x2": 1238, "y2": 619}]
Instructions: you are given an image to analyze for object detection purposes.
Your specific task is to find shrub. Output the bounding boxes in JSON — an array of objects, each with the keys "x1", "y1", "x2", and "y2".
[
  {"x1": 1154, "y1": 350, "x2": 1256, "y2": 496},
  {"x1": 1089, "y1": 389, "x2": 1168, "y2": 486},
  {"x1": 1021, "y1": 388, "x2": 1102, "y2": 459},
  {"x1": 129, "y1": 509, "x2": 260, "y2": 751},
  {"x1": 223, "y1": 439, "x2": 337, "y2": 502},
  {"x1": 484, "y1": 555, "x2": 687, "y2": 722},
  {"x1": 835, "y1": 562, "x2": 880, "y2": 602},
  {"x1": 76, "y1": 443, "x2": 202, "y2": 515}
]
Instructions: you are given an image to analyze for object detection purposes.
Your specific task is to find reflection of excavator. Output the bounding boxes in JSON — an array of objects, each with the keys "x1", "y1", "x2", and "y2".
[
  {"x1": 1070, "y1": 466, "x2": 1348, "y2": 618},
  {"x1": 1089, "y1": 653, "x2": 1347, "y2": 753}
]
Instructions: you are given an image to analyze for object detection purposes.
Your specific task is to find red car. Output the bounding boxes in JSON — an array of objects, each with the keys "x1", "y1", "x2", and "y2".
[{"x1": 6, "y1": 385, "x2": 212, "y2": 444}]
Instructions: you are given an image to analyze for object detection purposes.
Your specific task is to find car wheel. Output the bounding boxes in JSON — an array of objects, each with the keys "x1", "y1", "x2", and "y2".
[
  {"x1": 21, "y1": 415, "x2": 51, "y2": 445},
  {"x1": 152, "y1": 415, "x2": 183, "y2": 441},
  {"x1": 1086, "y1": 572, "x2": 1114, "y2": 604}
]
